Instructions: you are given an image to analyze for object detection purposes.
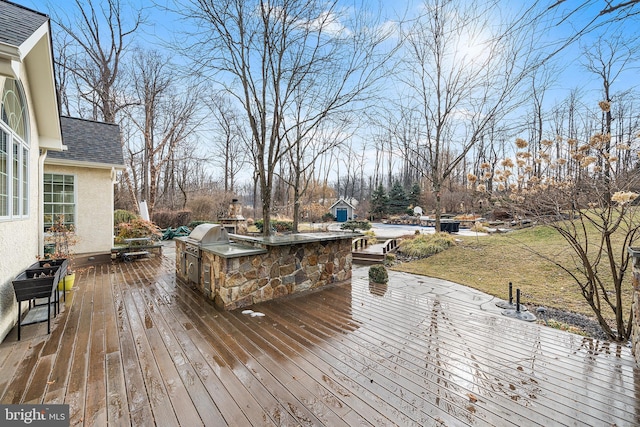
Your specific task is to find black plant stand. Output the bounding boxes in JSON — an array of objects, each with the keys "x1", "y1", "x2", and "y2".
[{"x1": 12, "y1": 261, "x2": 66, "y2": 340}]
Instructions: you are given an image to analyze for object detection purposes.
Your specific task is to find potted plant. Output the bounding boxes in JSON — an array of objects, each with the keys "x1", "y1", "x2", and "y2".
[
  {"x1": 368, "y1": 264, "x2": 388, "y2": 284},
  {"x1": 41, "y1": 215, "x2": 77, "y2": 292},
  {"x1": 368, "y1": 264, "x2": 389, "y2": 296}
]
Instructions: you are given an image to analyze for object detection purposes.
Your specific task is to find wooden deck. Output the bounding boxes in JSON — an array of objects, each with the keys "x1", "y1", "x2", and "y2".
[{"x1": 1, "y1": 249, "x2": 638, "y2": 426}]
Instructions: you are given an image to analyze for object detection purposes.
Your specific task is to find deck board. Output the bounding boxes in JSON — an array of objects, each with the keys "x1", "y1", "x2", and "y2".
[
  {"x1": 1, "y1": 247, "x2": 638, "y2": 426},
  {"x1": 85, "y1": 265, "x2": 107, "y2": 426}
]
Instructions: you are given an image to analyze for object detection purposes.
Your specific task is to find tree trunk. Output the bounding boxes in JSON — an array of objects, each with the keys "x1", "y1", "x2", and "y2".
[
  {"x1": 433, "y1": 180, "x2": 442, "y2": 232},
  {"x1": 262, "y1": 193, "x2": 272, "y2": 237}
]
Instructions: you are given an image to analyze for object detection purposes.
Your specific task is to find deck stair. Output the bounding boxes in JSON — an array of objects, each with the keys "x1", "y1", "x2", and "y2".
[{"x1": 352, "y1": 237, "x2": 399, "y2": 264}]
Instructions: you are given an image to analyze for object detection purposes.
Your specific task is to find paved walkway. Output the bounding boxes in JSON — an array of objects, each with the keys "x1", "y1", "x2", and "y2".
[{"x1": 353, "y1": 265, "x2": 505, "y2": 316}]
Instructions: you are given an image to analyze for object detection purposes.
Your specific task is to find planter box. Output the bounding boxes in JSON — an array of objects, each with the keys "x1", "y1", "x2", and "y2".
[
  {"x1": 11, "y1": 260, "x2": 66, "y2": 340},
  {"x1": 31, "y1": 258, "x2": 68, "y2": 267},
  {"x1": 29, "y1": 258, "x2": 68, "y2": 277},
  {"x1": 13, "y1": 267, "x2": 61, "y2": 301}
]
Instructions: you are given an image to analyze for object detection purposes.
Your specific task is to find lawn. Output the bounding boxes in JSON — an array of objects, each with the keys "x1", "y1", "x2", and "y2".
[{"x1": 391, "y1": 225, "x2": 635, "y2": 325}]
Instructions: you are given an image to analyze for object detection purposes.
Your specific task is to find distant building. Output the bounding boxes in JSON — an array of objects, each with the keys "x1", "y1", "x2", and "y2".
[{"x1": 329, "y1": 198, "x2": 356, "y2": 222}]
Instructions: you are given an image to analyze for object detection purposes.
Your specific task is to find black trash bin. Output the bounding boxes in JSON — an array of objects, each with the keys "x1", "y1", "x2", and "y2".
[{"x1": 440, "y1": 220, "x2": 460, "y2": 233}]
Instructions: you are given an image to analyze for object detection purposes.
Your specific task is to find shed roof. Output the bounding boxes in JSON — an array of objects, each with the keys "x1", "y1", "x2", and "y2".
[
  {"x1": 46, "y1": 116, "x2": 124, "y2": 169},
  {"x1": 0, "y1": 1, "x2": 48, "y2": 47},
  {"x1": 329, "y1": 198, "x2": 356, "y2": 210}
]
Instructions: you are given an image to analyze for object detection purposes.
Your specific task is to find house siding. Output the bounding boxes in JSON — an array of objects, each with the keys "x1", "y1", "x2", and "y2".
[
  {"x1": 43, "y1": 165, "x2": 115, "y2": 255},
  {"x1": 0, "y1": 68, "x2": 42, "y2": 342}
]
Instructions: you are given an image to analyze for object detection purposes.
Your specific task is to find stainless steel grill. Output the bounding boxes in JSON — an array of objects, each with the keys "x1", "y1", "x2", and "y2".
[{"x1": 183, "y1": 224, "x2": 229, "y2": 283}]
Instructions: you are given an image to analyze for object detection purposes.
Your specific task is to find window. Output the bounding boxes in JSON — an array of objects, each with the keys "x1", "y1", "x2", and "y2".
[
  {"x1": 0, "y1": 77, "x2": 29, "y2": 220},
  {"x1": 43, "y1": 173, "x2": 75, "y2": 231},
  {"x1": 2, "y1": 78, "x2": 28, "y2": 140},
  {"x1": 22, "y1": 146, "x2": 28, "y2": 214},
  {"x1": 0, "y1": 130, "x2": 7, "y2": 217}
]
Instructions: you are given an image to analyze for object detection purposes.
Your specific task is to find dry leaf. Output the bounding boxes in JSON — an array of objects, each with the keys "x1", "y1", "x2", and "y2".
[{"x1": 467, "y1": 393, "x2": 477, "y2": 403}]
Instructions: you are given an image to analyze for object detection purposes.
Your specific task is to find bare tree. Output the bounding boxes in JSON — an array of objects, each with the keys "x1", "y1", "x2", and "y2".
[
  {"x1": 282, "y1": 111, "x2": 351, "y2": 232},
  {"x1": 125, "y1": 49, "x2": 202, "y2": 215},
  {"x1": 581, "y1": 32, "x2": 640, "y2": 195},
  {"x1": 496, "y1": 103, "x2": 640, "y2": 340},
  {"x1": 206, "y1": 94, "x2": 249, "y2": 194},
  {"x1": 51, "y1": 0, "x2": 145, "y2": 215},
  {"x1": 52, "y1": 33, "x2": 74, "y2": 117},
  {"x1": 53, "y1": 0, "x2": 143, "y2": 122},
  {"x1": 175, "y1": 0, "x2": 394, "y2": 236},
  {"x1": 397, "y1": 0, "x2": 542, "y2": 231}
]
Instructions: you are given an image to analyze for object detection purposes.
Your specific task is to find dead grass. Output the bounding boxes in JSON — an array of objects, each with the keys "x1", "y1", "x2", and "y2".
[{"x1": 391, "y1": 225, "x2": 634, "y2": 325}]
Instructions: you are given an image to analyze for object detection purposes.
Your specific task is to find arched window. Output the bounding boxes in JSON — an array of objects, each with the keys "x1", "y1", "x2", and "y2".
[
  {"x1": 1, "y1": 78, "x2": 28, "y2": 140},
  {"x1": 0, "y1": 77, "x2": 30, "y2": 219}
]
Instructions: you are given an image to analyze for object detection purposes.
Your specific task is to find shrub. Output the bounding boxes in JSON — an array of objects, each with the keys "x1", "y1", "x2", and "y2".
[
  {"x1": 188, "y1": 220, "x2": 210, "y2": 229},
  {"x1": 114, "y1": 209, "x2": 138, "y2": 225},
  {"x1": 398, "y1": 232, "x2": 456, "y2": 258},
  {"x1": 368, "y1": 264, "x2": 389, "y2": 284},
  {"x1": 187, "y1": 194, "x2": 230, "y2": 222},
  {"x1": 152, "y1": 210, "x2": 192, "y2": 229},
  {"x1": 322, "y1": 212, "x2": 336, "y2": 222},
  {"x1": 384, "y1": 253, "x2": 396, "y2": 266},
  {"x1": 254, "y1": 219, "x2": 293, "y2": 233},
  {"x1": 116, "y1": 218, "x2": 162, "y2": 243},
  {"x1": 363, "y1": 230, "x2": 378, "y2": 245},
  {"x1": 470, "y1": 220, "x2": 488, "y2": 233},
  {"x1": 340, "y1": 220, "x2": 372, "y2": 232}
]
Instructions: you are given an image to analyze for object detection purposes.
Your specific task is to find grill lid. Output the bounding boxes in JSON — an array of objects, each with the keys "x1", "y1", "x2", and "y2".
[{"x1": 188, "y1": 223, "x2": 229, "y2": 245}]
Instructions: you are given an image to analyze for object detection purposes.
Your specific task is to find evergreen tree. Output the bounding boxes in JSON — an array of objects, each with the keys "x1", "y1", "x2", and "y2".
[
  {"x1": 408, "y1": 182, "x2": 421, "y2": 208},
  {"x1": 370, "y1": 184, "x2": 389, "y2": 219},
  {"x1": 388, "y1": 181, "x2": 409, "y2": 214}
]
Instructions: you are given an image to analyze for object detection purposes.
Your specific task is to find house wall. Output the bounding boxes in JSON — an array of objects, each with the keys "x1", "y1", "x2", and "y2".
[
  {"x1": 0, "y1": 72, "x2": 42, "y2": 342},
  {"x1": 43, "y1": 165, "x2": 115, "y2": 255}
]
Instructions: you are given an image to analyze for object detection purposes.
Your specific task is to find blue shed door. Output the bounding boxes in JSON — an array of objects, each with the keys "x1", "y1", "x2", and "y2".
[{"x1": 336, "y1": 208, "x2": 348, "y2": 222}]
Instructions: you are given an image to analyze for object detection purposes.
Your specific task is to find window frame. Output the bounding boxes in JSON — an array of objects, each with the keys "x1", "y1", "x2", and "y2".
[
  {"x1": 0, "y1": 123, "x2": 29, "y2": 221},
  {"x1": 43, "y1": 173, "x2": 76, "y2": 231},
  {"x1": 0, "y1": 78, "x2": 30, "y2": 221}
]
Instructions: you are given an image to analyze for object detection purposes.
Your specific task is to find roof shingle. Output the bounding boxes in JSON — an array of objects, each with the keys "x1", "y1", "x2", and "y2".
[
  {"x1": 0, "y1": 0, "x2": 48, "y2": 47},
  {"x1": 47, "y1": 116, "x2": 124, "y2": 167}
]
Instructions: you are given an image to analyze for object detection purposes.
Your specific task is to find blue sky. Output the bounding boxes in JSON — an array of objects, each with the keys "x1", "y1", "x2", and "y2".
[
  {"x1": 16, "y1": 0, "x2": 640, "y2": 185},
  {"x1": 21, "y1": 0, "x2": 638, "y2": 105}
]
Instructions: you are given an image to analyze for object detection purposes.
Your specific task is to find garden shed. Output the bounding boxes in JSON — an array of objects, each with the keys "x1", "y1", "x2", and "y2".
[{"x1": 329, "y1": 198, "x2": 356, "y2": 222}]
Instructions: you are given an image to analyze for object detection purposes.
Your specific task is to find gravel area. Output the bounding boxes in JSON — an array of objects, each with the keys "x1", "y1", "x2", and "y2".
[{"x1": 534, "y1": 306, "x2": 610, "y2": 341}]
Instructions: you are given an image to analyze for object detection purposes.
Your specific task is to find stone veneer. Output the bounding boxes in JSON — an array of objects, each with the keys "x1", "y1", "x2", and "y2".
[
  {"x1": 631, "y1": 249, "x2": 640, "y2": 365},
  {"x1": 176, "y1": 237, "x2": 353, "y2": 311}
]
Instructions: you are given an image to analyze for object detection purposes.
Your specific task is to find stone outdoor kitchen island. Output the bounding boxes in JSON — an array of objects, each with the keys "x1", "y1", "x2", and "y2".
[{"x1": 175, "y1": 229, "x2": 356, "y2": 310}]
